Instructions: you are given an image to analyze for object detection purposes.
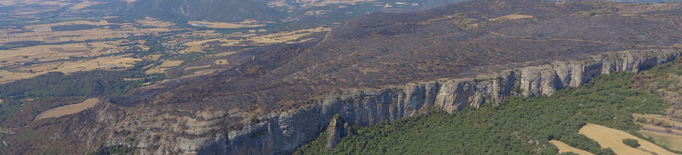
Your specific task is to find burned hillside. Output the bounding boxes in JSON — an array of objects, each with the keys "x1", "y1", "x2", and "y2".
[
  {"x1": 138, "y1": 0, "x2": 682, "y2": 112},
  {"x1": 7, "y1": 0, "x2": 682, "y2": 154}
]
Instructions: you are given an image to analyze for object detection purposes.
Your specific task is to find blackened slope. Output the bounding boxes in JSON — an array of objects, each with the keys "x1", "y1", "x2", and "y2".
[{"x1": 141, "y1": 0, "x2": 682, "y2": 112}]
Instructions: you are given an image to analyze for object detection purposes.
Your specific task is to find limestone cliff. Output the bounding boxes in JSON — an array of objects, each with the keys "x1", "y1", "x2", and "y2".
[{"x1": 81, "y1": 49, "x2": 679, "y2": 154}]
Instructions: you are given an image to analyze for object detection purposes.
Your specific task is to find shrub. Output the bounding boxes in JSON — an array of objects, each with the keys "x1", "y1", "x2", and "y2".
[{"x1": 622, "y1": 138, "x2": 640, "y2": 148}]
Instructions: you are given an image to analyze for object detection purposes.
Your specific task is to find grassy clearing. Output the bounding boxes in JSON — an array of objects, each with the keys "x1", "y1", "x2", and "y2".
[
  {"x1": 549, "y1": 140, "x2": 594, "y2": 155},
  {"x1": 639, "y1": 130, "x2": 682, "y2": 152},
  {"x1": 34, "y1": 98, "x2": 99, "y2": 121},
  {"x1": 579, "y1": 123, "x2": 676, "y2": 155}
]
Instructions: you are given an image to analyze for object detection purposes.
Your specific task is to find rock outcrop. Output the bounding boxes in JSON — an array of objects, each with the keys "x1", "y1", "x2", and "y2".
[{"x1": 325, "y1": 114, "x2": 343, "y2": 149}]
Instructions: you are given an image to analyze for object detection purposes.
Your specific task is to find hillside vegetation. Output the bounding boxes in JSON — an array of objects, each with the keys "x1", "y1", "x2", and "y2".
[{"x1": 295, "y1": 60, "x2": 682, "y2": 154}]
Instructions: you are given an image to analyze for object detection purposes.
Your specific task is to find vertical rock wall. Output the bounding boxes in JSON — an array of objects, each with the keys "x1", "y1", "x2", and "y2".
[{"x1": 214, "y1": 50, "x2": 680, "y2": 155}]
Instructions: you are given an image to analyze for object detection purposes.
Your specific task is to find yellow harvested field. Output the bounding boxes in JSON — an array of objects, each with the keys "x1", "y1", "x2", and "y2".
[
  {"x1": 251, "y1": 27, "x2": 331, "y2": 44},
  {"x1": 640, "y1": 130, "x2": 682, "y2": 152},
  {"x1": 1, "y1": 20, "x2": 175, "y2": 44},
  {"x1": 550, "y1": 140, "x2": 594, "y2": 155},
  {"x1": 0, "y1": 44, "x2": 91, "y2": 66},
  {"x1": 187, "y1": 21, "x2": 264, "y2": 29},
  {"x1": 0, "y1": 70, "x2": 45, "y2": 84},
  {"x1": 145, "y1": 54, "x2": 163, "y2": 61},
  {"x1": 146, "y1": 60, "x2": 183, "y2": 74},
  {"x1": 23, "y1": 20, "x2": 114, "y2": 30},
  {"x1": 0, "y1": 54, "x2": 142, "y2": 84},
  {"x1": 145, "y1": 68, "x2": 168, "y2": 74},
  {"x1": 579, "y1": 123, "x2": 677, "y2": 155},
  {"x1": 180, "y1": 38, "x2": 240, "y2": 54},
  {"x1": 192, "y1": 69, "x2": 224, "y2": 76},
  {"x1": 489, "y1": 14, "x2": 534, "y2": 21},
  {"x1": 137, "y1": 17, "x2": 175, "y2": 27},
  {"x1": 0, "y1": 40, "x2": 145, "y2": 69},
  {"x1": 179, "y1": 45, "x2": 204, "y2": 54},
  {"x1": 34, "y1": 98, "x2": 99, "y2": 121}
]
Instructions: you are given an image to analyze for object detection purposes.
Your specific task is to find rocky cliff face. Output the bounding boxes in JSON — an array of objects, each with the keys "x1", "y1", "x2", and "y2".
[
  {"x1": 212, "y1": 49, "x2": 679, "y2": 155},
  {"x1": 81, "y1": 49, "x2": 679, "y2": 155}
]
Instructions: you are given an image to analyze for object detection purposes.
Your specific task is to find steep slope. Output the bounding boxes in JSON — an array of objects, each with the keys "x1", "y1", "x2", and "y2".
[{"x1": 5, "y1": 0, "x2": 682, "y2": 154}]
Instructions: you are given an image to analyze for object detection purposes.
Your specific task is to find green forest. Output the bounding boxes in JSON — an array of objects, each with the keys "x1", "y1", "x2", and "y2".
[{"x1": 295, "y1": 70, "x2": 678, "y2": 154}]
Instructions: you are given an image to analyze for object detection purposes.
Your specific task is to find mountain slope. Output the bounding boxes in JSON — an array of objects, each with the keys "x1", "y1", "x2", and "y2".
[{"x1": 4, "y1": 0, "x2": 682, "y2": 154}]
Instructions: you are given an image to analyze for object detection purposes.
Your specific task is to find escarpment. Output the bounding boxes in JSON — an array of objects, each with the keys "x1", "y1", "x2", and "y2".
[{"x1": 6, "y1": 0, "x2": 682, "y2": 154}]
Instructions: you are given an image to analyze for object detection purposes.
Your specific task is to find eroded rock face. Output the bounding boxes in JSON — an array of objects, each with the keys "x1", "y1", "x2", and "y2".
[
  {"x1": 71, "y1": 49, "x2": 679, "y2": 155},
  {"x1": 325, "y1": 116, "x2": 343, "y2": 149}
]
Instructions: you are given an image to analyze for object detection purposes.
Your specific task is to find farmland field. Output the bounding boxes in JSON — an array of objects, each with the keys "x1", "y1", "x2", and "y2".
[
  {"x1": 579, "y1": 123, "x2": 676, "y2": 155},
  {"x1": 34, "y1": 98, "x2": 99, "y2": 121},
  {"x1": 639, "y1": 130, "x2": 682, "y2": 152}
]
